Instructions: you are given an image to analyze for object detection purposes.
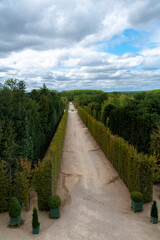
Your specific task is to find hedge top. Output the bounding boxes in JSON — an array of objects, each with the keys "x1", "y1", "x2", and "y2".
[
  {"x1": 48, "y1": 195, "x2": 61, "y2": 209},
  {"x1": 130, "y1": 192, "x2": 143, "y2": 202},
  {"x1": 9, "y1": 197, "x2": 21, "y2": 218}
]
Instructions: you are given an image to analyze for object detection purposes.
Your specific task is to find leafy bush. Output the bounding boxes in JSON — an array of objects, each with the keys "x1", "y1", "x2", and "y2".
[
  {"x1": 9, "y1": 197, "x2": 21, "y2": 218},
  {"x1": 130, "y1": 192, "x2": 143, "y2": 202},
  {"x1": 48, "y1": 195, "x2": 61, "y2": 209},
  {"x1": 151, "y1": 200, "x2": 158, "y2": 218},
  {"x1": 32, "y1": 207, "x2": 40, "y2": 228}
]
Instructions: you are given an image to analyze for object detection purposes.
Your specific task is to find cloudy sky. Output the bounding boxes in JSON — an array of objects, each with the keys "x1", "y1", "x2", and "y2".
[{"x1": 0, "y1": 0, "x2": 160, "y2": 91}]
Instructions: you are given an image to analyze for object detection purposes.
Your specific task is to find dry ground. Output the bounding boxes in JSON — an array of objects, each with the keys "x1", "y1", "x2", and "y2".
[{"x1": 0, "y1": 102, "x2": 160, "y2": 240}]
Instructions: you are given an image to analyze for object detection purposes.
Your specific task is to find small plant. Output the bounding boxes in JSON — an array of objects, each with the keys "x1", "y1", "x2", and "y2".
[
  {"x1": 32, "y1": 207, "x2": 40, "y2": 229},
  {"x1": 130, "y1": 192, "x2": 143, "y2": 202},
  {"x1": 150, "y1": 201, "x2": 158, "y2": 224},
  {"x1": 32, "y1": 207, "x2": 40, "y2": 234},
  {"x1": 9, "y1": 197, "x2": 21, "y2": 218},
  {"x1": 131, "y1": 191, "x2": 143, "y2": 212},
  {"x1": 48, "y1": 195, "x2": 61, "y2": 209},
  {"x1": 9, "y1": 197, "x2": 21, "y2": 226}
]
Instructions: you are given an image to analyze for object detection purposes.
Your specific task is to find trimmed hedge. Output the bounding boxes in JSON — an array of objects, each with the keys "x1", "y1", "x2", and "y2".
[
  {"x1": 78, "y1": 107, "x2": 154, "y2": 202},
  {"x1": 0, "y1": 159, "x2": 31, "y2": 213},
  {"x1": 33, "y1": 106, "x2": 68, "y2": 210},
  {"x1": 0, "y1": 161, "x2": 10, "y2": 212}
]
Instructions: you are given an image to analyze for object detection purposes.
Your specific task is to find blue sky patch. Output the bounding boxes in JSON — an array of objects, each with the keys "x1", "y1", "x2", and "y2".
[{"x1": 105, "y1": 29, "x2": 149, "y2": 56}]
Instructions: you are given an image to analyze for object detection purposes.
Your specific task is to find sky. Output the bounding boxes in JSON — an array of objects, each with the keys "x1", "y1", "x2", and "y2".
[{"x1": 0, "y1": 0, "x2": 160, "y2": 92}]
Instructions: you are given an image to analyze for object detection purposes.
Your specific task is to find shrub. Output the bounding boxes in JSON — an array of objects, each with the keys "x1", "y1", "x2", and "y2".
[
  {"x1": 48, "y1": 195, "x2": 61, "y2": 209},
  {"x1": 32, "y1": 207, "x2": 40, "y2": 228},
  {"x1": 130, "y1": 192, "x2": 143, "y2": 202},
  {"x1": 9, "y1": 197, "x2": 21, "y2": 218},
  {"x1": 151, "y1": 200, "x2": 158, "y2": 218}
]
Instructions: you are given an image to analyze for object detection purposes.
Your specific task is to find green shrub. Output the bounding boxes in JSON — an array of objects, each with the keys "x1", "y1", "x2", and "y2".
[
  {"x1": 9, "y1": 197, "x2": 21, "y2": 218},
  {"x1": 151, "y1": 200, "x2": 158, "y2": 218},
  {"x1": 32, "y1": 207, "x2": 40, "y2": 228},
  {"x1": 130, "y1": 192, "x2": 143, "y2": 202},
  {"x1": 48, "y1": 195, "x2": 61, "y2": 209}
]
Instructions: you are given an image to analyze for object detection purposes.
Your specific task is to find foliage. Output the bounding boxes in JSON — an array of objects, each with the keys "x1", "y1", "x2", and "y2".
[
  {"x1": 78, "y1": 107, "x2": 154, "y2": 202},
  {"x1": 151, "y1": 200, "x2": 158, "y2": 218},
  {"x1": 73, "y1": 90, "x2": 160, "y2": 158},
  {"x1": 32, "y1": 207, "x2": 40, "y2": 228},
  {"x1": 9, "y1": 197, "x2": 21, "y2": 218},
  {"x1": 12, "y1": 159, "x2": 32, "y2": 210},
  {"x1": 48, "y1": 195, "x2": 61, "y2": 209},
  {"x1": 151, "y1": 122, "x2": 160, "y2": 159},
  {"x1": 130, "y1": 191, "x2": 143, "y2": 202},
  {"x1": 0, "y1": 79, "x2": 64, "y2": 165},
  {"x1": 0, "y1": 161, "x2": 10, "y2": 212},
  {"x1": 33, "y1": 105, "x2": 68, "y2": 210},
  {"x1": 0, "y1": 79, "x2": 65, "y2": 212}
]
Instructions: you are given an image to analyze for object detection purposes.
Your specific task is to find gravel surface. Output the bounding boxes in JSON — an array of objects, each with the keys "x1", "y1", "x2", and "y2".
[{"x1": 0, "y1": 102, "x2": 160, "y2": 240}]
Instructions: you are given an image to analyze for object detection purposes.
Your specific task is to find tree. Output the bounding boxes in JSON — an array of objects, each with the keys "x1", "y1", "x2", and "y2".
[
  {"x1": 151, "y1": 200, "x2": 158, "y2": 219},
  {"x1": 4, "y1": 79, "x2": 18, "y2": 90},
  {"x1": 32, "y1": 207, "x2": 40, "y2": 228},
  {"x1": 41, "y1": 83, "x2": 48, "y2": 95}
]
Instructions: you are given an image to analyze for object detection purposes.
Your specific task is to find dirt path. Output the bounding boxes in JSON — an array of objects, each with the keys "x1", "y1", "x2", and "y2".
[{"x1": 0, "y1": 102, "x2": 160, "y2": 239}]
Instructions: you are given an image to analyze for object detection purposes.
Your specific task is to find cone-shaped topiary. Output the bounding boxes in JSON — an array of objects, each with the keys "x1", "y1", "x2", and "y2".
[
  {"x1": 9, "y1": 197, "x2": 21, "y2": 218},
  {"x1": 48, "y1": 195, "x2": 61, "y2": 209},
  {"x1": 32, "y1": 207, "x2": 40, "y2": 229},
  {"x1": 151, "y1": 200, "x2": 158, "y2": 219}
]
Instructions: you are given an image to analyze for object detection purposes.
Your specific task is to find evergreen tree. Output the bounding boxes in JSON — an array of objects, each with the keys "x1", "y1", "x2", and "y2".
[
  {"x1": 32, "y1": 207, "x2": 40, "y2": 228},
  {"x1": 151, "y1": 200, "x2": 158, "y2": 218}
]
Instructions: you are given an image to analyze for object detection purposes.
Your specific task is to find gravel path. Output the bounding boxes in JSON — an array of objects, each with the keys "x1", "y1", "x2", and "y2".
[{"x1": 0, "y1": 102, "x2": 160, "y2": 240}]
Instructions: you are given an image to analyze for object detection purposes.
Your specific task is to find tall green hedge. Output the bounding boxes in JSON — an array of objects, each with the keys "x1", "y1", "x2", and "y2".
[
  {"x1": 33, "y1": 106, "x2": 68, "y2": 210},
  {"x1": 78, "y1": 107, "x2": 154, "y2": 202},
  {"x1": 0, "y1": 159, "x2": 32, "y2": 212},
  {"x1": 0, "y1": 161, "x2": 10, "y2": 212}
]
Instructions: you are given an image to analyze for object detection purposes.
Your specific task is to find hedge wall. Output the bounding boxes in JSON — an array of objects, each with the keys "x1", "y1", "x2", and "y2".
[
  {"x1": 78, "y1": 107, "x2": 155, "y2": 202},
  {"x1": 0, "y1": 161, "x2": 10, "y2": 212},
  {"x1": 33, "y1": 106, "x2": 68, "y2": 210},
  {"x1": 0, "y1": 159, "x2": 32, "y2": 212}
]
